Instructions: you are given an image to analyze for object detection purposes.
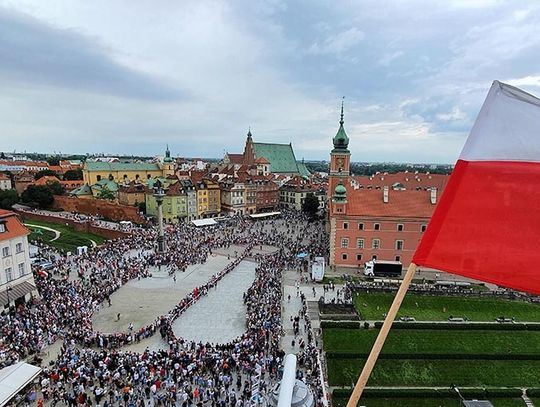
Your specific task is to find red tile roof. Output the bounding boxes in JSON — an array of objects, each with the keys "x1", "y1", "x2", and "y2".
[
  {"x1": 352, "y1": 172, "x2": 449, "y2": 192},
  {"x1": 0, "y1": 173, "x2": 10, "y2": 180},
  {"x1": 343, "y1": 186, "x2": 436, "y2": 218},
  {"x1": 0, "y1": 209, "x2": 29, "y2": 241},
  {"x1": 226, "y1": 153, "x2": 244, "y2": 164}
]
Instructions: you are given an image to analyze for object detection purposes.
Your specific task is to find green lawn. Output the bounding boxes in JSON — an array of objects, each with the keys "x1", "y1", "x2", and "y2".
[
  {"x1": 25, "y1": 220, "x2": 106, "y2": 252},
  {"x1": 323, "y1": 329, "x2": 540, "y2": 355},
  {"x1": 332, "y1": 397, "x2": 525, "y2": 407},
  {"x1": 353, "y1": 292, "x2": 540, "y2": 321},
  {"x1": 327, "y1": 358, "x2": 540, "y2": 387},
  {"x1": 28, "y1": 226, "x2": 57, "y2": 243}
]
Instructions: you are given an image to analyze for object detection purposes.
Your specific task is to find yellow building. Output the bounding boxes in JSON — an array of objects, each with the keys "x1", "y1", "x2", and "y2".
[{"x1": 83, "y1": 147, "x2": 175, "y2": 185}]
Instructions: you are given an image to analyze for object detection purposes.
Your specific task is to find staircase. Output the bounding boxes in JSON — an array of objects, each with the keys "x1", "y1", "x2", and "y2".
[{"x1": 522, "y1": 389, "x2": 535, "y2": 407}]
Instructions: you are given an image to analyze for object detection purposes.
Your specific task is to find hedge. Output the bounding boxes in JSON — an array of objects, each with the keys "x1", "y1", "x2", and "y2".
[
  {"x1": 372, "y1": 321, "x2": 540, "y2": 330},
  {"x1": 332, "y1": 387, "x2": 522, "y2": 399},
  {"x1": 320, "y1": 321, "x2": 361, "y2": 329},
  {"x1": 527, "y1": 388, "x2": 540, "y2": 397},
  {"x1": 319, "y1": 314, "x2": 360, "y2": 321},
  {"x1": 325, "y1": 352, "x2": 540, "y2": 360}
]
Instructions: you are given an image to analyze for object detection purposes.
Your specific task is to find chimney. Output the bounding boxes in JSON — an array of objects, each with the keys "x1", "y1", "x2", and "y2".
[
  {"x1": 430, "y1": 188, "x2": 437, "y2": 204},
  {"x1": 383, "y1": 186, "x2": 389, "y2": 203}
]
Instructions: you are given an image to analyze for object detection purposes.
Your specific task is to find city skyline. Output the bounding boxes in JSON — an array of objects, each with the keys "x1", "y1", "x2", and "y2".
[{"x1": 2, "y1": 0, "x2": 540, "y2": 163}]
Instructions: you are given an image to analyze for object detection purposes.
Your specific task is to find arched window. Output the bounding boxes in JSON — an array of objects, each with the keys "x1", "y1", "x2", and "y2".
[
  {"x1": 96, "y1": 175, "x2": 102, "y2": 181},
  {"x1": 108, "y1": 174, "x2": 114, "y2": 181}
]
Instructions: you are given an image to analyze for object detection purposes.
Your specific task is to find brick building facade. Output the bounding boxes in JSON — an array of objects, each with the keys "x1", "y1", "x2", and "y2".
[{"x1": 328, "y1": 103, "x2": 444, "y2": 270}]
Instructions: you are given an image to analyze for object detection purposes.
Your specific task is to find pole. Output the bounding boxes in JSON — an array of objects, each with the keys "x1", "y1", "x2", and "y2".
[{"x1": 346, "y1": 263, "x2": 417, "y2": 407}]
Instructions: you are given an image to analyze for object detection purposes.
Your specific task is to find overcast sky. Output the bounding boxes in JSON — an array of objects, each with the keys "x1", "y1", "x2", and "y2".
[{"x1": 1, "y1": 0, "x2": 540, "y2": 163}]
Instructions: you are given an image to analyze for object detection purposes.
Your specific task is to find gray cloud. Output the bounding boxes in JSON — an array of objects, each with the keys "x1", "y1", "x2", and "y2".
[{"x1": 0, "y1": 7, "x2": 185, "y2": 101}]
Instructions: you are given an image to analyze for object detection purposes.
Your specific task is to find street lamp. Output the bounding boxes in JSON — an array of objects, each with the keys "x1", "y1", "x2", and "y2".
[
  {"x1": 6, "y1": 285, "x2": 13, "y2": 313},
  {"x1": 153, "y1": 180, "x2": 167, "y2": 253}
]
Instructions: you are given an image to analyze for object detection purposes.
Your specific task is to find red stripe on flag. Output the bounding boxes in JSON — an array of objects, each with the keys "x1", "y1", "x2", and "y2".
[{"x1": 413, "y1": 159, "x2": 540, "y2": 295}]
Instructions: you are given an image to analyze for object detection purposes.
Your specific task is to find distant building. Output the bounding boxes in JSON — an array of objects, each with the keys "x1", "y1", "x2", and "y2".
[
  {"x1": 0, "y1": 173, "x2": 12, "y2": 191},
  {"x1": 328, "y1": 102, "x2": 443, "y2": 269},
  {"x1": 145, "y1": 181, "x2": 188, "y2": 224},
  {"x1": 224, "y1": 130, "x2": 311, "y2": 177},
  {"x1": 82, "y1": 146, "x2": 175, "y2": 184},
  {"x1": 118, "y1": 181, "x2": 147, "y2": 206},
  {"x1": 280, "y1": 176, "x2": 326, "y2": 211},
  {"x1": 0, "y1": 160, "x2": 49, "y2": 173},
  {"x1": 0, "y1": 210, "x2": 38, "y2": 311}
]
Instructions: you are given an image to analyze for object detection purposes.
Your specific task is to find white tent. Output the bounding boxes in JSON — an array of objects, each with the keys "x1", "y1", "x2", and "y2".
[
  {"x1": 0, "y1": 362, "x2": 41, "y2": 407},
  {"x1": 249, "y1": 211, "x2": 281, "y2": 219},
  {"x1": 191, "y1": 218, "x2": 218, "y2": 227}
]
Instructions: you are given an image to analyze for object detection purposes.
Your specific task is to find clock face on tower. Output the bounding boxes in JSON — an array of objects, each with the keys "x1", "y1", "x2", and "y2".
[{"x1": 336, "y1": 157, "x2": 344, "y2": 168}]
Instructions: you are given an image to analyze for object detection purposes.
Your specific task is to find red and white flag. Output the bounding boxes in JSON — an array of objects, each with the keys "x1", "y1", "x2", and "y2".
[{"x1": 413, "y1": 80, "x2": 540, "y2": 295}]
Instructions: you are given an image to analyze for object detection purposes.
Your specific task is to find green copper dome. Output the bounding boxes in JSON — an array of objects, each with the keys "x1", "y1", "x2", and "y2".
[
  {"x1": 333, "y1": 181, "x2": 347, "y2": 202},
  {"x1": 332, "y1": 99, "x2": 349, "y2": 152}
]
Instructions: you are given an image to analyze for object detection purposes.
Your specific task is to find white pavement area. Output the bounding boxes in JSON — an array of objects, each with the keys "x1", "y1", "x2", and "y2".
[
  {"x1": 171, "y1": 259, "x2": 256, "y2": 344},
  {"x1": 92, "y1": 254, "x2": 232, "y2": 335}
]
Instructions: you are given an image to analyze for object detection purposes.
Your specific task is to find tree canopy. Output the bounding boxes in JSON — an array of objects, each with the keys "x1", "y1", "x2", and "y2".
[
  {"x1": 0, "y1": 189, "x2": 19, "y2": 209},
  {"x1": 302, "y1": 192, "x2": 320, "y2": 219},
  {"x1": 21, "y1": 185, "x2": 54, "y2": 208},
  {"x1": 63, "y1": 169, "x2": 83, "y2": 180}
]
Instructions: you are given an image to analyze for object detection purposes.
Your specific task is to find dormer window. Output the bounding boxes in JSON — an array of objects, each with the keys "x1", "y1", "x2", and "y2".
[{"x1": 0, "y1": 223, "x2": 5, "y2": 233}]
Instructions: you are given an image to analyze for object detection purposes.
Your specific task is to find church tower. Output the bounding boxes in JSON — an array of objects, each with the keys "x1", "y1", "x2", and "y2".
[
  {"x1": 242, "y1": 129, "x2": 256, "y2": 167},
  {"x1": 162, "y1": 144, "x2": 175, "y2": 176},
  {"x1": 329, "y1": 98, "x2": 351, "y2": 191}
]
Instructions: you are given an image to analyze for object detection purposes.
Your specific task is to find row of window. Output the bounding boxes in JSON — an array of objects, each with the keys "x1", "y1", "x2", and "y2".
[
  {"x1": 342, "y1": 222, "x2": 427, "y2": 232},
  {"x1": 2, "y1": 243, "x2": 24, "y2": 257},
  {"x1": 4, "y1": 262, "x2": 26, "y2": 282},
  {"x1": 341, "y1": 253, "x2": 402, "y2": 262},
  {"x1": 341, "y1": 238, "x2": 404, "y2": 250}
]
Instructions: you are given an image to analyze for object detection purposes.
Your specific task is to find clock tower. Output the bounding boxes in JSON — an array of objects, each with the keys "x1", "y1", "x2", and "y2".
[{"x1": 329, "y1": 98, "x2": 350, "y2": 191}]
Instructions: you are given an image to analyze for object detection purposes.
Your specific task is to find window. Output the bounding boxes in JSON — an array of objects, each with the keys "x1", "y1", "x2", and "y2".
[
  {"x1": 0, "y1": 223, "x2": 5, "y2": 233},
  {"x1": 16, "y1": 243, "x2": 23, "y2": 253},
  {"x1": 2, "y1": 247, "x2": 9, "y2": 257},
  {"x1": 356, "y1": 254, "x2": 362, "y2": 261},
  {"x1": 341, "y1": 238, "x2": 349, "y2": 248},
  {"x1": 342, "y1": 253, "x2": 348, "y2": 260},
  {"x1": 358, "y1": 223, "x2": 364, "y2": 230},
  {"x1": 372, "y1": 239, "x2": 380, "y2": 249},
  {"x1": 397, "y1": 224, "x2": 404, "y2": 232},
  {"x1": 395, "y1": 255, "x2": 401, "y2": 262},
  {"x1": 396, "y1": 240, "x2": 404, "y2": 251},
  {"x1": 343, "y1": 222, "x2": 349, "y2": 230},
  {"x1": 374, "y1": 223, "x2": 380, "y2": 231},
  {"x1": 96, "y1": 175, "x2": 102, "y2": 182},
  {"x1": 18, "y1": 262, "x2": 25, "y2": 277},
  {"x1": 372, "y1": 255, "x2": 378, "y2": 260},
  {"x1": 421, "y1": 224, "x2": 427, "y2": 232},
  {"x1": 356, "y1": 238, "x2": 364, "y2": 249},
  {"x1": 5, "y1": 267, "x2": 12, "y2": 282}
]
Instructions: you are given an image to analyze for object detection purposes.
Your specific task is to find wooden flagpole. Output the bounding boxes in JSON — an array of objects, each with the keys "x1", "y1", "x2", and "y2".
[{"x1": 346, "y1": 262, "x2": 418, "y2": 407}]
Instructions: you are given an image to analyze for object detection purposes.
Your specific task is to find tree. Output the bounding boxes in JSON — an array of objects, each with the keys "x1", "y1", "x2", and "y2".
[
  {"x1": 21, "y1": 185, "x2": 54, "y2": 208},
  {"x1": 47, "y1": 157, "x2": 60, "y2": 166},
  {"x1": 0, "y1": 189, "x2": 19, "y2": 209},
  {"x1": 138, "y1": 201, "x2": 146, "y2": 214},
  {"x1": 63, "y1": 169, "x2": 83, "y2": 180},
  {"x1": 97, "y1": 186, "x2": 115, "y2": 200},
  {"x1": 302, "y1": 192, "x2": 320, "y2": 218},
  {"x1": 34, "y1": 169, "x2": 58, "y2": 180},
  {"x1": 46, "y1": 181, "x2": 64, "y2": 195}
]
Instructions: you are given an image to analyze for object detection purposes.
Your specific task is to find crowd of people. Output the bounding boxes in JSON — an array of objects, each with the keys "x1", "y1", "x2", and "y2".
[{"x1": 1, "y1": 210, "x2": 329, "y2": 406}]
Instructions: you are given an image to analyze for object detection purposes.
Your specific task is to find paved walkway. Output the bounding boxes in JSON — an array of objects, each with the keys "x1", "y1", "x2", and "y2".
[
  {"x1": 171, "y1": 260, "x2": 256, "y2": 344},
  {"x1": 92, "y1": 255, "x2": 232, "y2": 334}
]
